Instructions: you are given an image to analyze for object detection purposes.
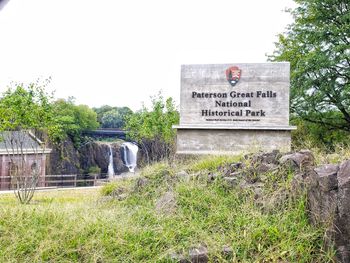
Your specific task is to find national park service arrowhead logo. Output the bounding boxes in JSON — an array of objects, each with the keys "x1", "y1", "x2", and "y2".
[{"x1": 226, "y1": 66, "x2": 241, "y2": 87}]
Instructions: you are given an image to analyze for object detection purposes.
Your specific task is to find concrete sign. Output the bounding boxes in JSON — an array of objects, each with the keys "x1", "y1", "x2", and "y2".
[{"x1": 173, "y1": 63, "x2": 296, "y2": 154}]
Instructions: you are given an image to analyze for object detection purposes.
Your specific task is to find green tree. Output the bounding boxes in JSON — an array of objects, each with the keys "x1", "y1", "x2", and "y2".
[
  {"x1": 94, "y1": 105, "x2": 132, "y2": 129},
  {"x1": 93, "y1": 105, "x2": 113, "y2": 123},
  {"x1": 270, "y1": 0, "x2": 350, "y2": 131},
  {"x1": 53, "y1": 98, "x2": 99, "y2": 144},
  {"x1": 0, "y1": 82, "x2": 60, "y2": 203},
  {"x1": 101, "y1": 109, "x2": 122, "y2": 128},
  {"x1": 125, "y1": 94, "x2": 179, "y2": 161}
]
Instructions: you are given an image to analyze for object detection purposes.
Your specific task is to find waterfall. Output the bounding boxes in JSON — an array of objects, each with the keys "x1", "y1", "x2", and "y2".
[
  {"x1": 107, "y1": 145, "x2": 115, "y2": 177},
  {"x1": 121, "y1": 142, "x2": 138, "y2": 173}
]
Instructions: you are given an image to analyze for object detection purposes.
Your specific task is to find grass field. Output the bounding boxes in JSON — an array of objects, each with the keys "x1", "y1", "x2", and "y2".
[{"x1": 0, "y1": 157, "x2": 335, "y2": 262}]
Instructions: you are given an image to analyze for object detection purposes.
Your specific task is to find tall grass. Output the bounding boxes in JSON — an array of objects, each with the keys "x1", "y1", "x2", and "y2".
[
  {"x1": 292, "y1": 139, "x2": 350, "y2": 165},
  {"x1": 0, "y1": 159, "x2": 335, "y2": 262}
]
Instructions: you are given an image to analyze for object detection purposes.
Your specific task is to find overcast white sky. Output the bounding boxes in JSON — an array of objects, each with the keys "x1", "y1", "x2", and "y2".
[{"x1": 0, "y1": 0, "x2": 295, "y2": 110}]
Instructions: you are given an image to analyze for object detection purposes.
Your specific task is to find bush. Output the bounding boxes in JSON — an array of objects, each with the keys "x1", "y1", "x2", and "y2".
[
  {"x1": 100, "y1": 182, "x2": 118, "y2": 196},
  {"x1": 188, "y1": 155, "x2": 241, "y2": 173},
  {"x1": 53, "y1": 98, "x2": 99, "y2": 145},
  {"x1": 291, "y1": 117, "x2": 350, "y2": 151},
  {"x1": 125, "y1": 93, "x2": 179, "y2": 162},
  {"x1": 88, "y1": 166, "x2": 101, "y2": 175}
]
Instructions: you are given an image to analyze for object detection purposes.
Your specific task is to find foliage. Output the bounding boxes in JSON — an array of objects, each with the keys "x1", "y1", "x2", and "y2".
[
  {"x1": 0, "y1": 81, "x2": 57, "y2": 135},
  {"x1": 87, "y1": 166, "x2": 101, "y2": 175},
  {"x1": 93, "y1": 105, "x2": 113, "y2": 122},
  {"x1": 0, "y1": 82, "x2": 59, "y2": 204},
  {"x1": 100, "y1": 182, "x2": 118, "y2": 196},
  {"x1": 93, "y1": 105, "x2": 132, "y2": 129},
  {"x1": 53, "y1": 97, "x2": 99, "y2": 144},
  {"x1": 269, "y1": 0, "x2": 350, "y2": 132},
  {"x1": 188, "y1": 155, "x2": 241, "y2": 173},
  {"x1": 125, "y1": 93, "x2": 179, "y2": 162},
  {"x1": 0, "y1": 158, "x2": 334, "y2": 262},
  {"x1": 291, "y1": 116, "x2": 350, "y2": 150},
  {"x1": 312, "y1": 144, "x2": 350, "y2": 165},
  {"x1": 100, "y1": 110, "x2": 123, "y2": 128}
]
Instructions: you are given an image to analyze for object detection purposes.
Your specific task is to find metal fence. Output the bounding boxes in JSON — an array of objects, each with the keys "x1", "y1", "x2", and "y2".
[{"x1": 0, "y1": 174, "x2": 109, "y2": 191}]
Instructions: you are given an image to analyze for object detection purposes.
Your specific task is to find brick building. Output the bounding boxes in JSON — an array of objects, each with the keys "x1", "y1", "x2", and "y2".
[{"x1": 0, "y1": 131, "x2": 51, "y2": 190}]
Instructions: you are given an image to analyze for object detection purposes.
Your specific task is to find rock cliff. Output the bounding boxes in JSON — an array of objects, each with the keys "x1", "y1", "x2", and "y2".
[
  {"x1": 46, "y1": 138, "x2": 129, "y2": 176},
  {"x1": 79, "y1": 142, "x2": 127, "y2": 174}
]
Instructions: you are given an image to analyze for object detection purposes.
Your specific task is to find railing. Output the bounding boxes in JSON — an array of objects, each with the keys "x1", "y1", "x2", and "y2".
[{"x1": 0, "y1": 174, "x2": 110, "y2": 191}]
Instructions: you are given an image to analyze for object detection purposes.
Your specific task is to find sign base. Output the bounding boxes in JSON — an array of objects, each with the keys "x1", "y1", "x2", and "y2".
[{"x1": 174, "y1": 125, "x2": 296, "y2": 155}]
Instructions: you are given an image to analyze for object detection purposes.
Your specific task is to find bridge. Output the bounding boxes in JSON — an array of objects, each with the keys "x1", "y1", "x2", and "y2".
[{"x1": 82, "y1": 128, "x2": 127, "y2": 140}]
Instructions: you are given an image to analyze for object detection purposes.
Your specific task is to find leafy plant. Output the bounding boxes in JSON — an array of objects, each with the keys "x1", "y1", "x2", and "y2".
[
  {"x1": 53, "y1": 97, "x2": 99, "y2": 145},
  {"x1": 100, "y1": 182, "x2": 118, "y2": 196},
  {"x1": 269, "y1": 0, "x2": 350, "y2": 133},
  {"x1": 0, "y1": 81, "x2": 59, "y2": 204},
  {"x1": 88, "y1": 166, "x2": 101, "y2": 175},
  {"x1": 125, "y1": 93, "x2": 179, "y2": 162},
  {"x1": 94, "y1": 105, "x2": 132, "y2": 129}
]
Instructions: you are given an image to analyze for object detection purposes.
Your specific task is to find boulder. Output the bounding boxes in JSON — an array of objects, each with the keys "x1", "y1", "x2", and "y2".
[
  {"x1": 254, "y1": 163, "x2": 277, "y2": 174},
  {"x1": 134, "y1": 177, "x2": 149, "y2": 191},
  {"x1": 221, "y1": 245, "x2": 233, "y2": 258},
  {"x1": 279, "y1": 150, "x2": 315, "y2": 171},
  {"x1": 207, "y1": 172, "x2": 220, "y2": 182},
  {"x1": 223, "y1": 177, "x2": 239, "y2": 187},
  {"x1": 314, "y1": 164, "x2": 339, "y2": 192},
  {"x1": 169, "y1": 252, "x2": 190, "y2": 263},
  {"x1": 229, "y1": 171, "x2": 243, "y2": 177},
  {"x1": 155, "y1": 191, "x2": 177, "y2": 215},
  {"x1": 176, "y1": 170, "x2": 190, "y2": 181},
  {"x1": 338, "y1": 160, "x2": 350, "y2": 188},
  {"x1": 305, "y1": 159, "x2": 350, "y2": 262},
  {"x1": 251, "y1": 150, "x2": 281, "y2": 165},
  {"x1": 188, "y1": 245, "x2": 208, "y2": 263},
  {"x1": 218, "y1": 162, "x2": 244, "y2": 176}
]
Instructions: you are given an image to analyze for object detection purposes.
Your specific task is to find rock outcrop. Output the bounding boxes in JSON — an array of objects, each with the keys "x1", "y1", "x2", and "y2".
[
  {"x1": 307, "y1": 160, "x2": 350, "y2": 262},
  {"x1": 46, "y1": 138, "x2": 128, "y2": 176},
  {"x1": 79, "y1": 142, "x2": 127, "y2": 174},
  {"x1": 46, "y1": 139, "x2": 81, "y2": 175},
  {"x1": 155, "y1": 191, "x2": 177, "y2": 215},
  {"x1": 234, "y1": 150, "x2": 350, "y2": 263}
]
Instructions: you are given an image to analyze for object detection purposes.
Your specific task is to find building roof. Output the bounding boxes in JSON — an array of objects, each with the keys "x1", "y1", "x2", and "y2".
[{"x1": 0, "y1": 131, "x2": 51, "y2": 155}]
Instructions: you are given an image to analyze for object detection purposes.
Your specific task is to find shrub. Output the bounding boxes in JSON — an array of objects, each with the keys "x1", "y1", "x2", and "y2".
[
  {"x1": 188, "y1": 155, "x2": 241, "y2": 173},
  {"x1": 125, "y1": 93, "x2": 179, "y2": 162},
  {"x1": 88, "y1": 166, "x2": 101, "y2": 175},
  {"x1": 100, "y1": 182, "x2": 118, "y2": 196}
]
